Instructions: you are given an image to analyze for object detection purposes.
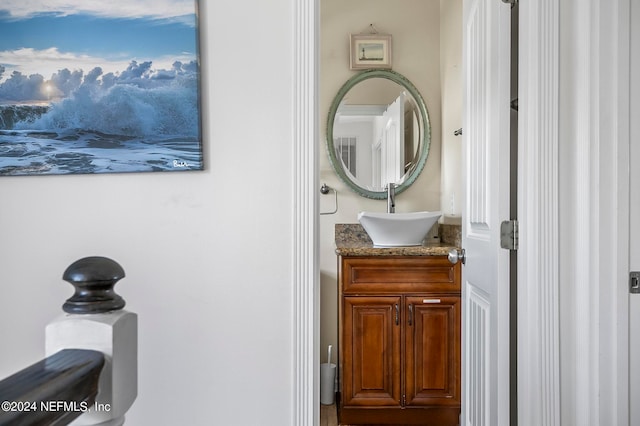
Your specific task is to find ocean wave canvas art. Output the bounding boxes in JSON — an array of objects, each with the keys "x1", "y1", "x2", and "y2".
[{"x1": 0, "y1": 0, "x2": 203, "y2": 176}]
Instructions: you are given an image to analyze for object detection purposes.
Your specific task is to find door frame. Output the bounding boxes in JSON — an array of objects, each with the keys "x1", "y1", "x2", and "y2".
[
  {"x1": 629, "y1": 2, "x2": 639, "y2": 425},
  {"x1": 291, "y1": 0, "x2": 630, "y2": 425},
  {"x1": 292, "y1": 0, "x2": 320, "y2": 424},
  {"x1": 516, "y1": 1, "x2": 561, "y2": 424},
  {"x1": 553, "y1": 0, "x2": 630, "y2": 424}
]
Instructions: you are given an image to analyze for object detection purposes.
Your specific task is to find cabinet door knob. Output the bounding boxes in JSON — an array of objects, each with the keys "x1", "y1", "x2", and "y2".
[
  {"x1": 448, "y1": 248, "x2": 466, "y2": 265},
  {"x1": 395, "y1": 304, "x2": 399, "y2": 325}
]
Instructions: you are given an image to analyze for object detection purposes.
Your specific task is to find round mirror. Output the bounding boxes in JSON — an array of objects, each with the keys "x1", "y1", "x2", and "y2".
[{"x1": 326, "y1": 69, "x2": 431, "y2": 199}]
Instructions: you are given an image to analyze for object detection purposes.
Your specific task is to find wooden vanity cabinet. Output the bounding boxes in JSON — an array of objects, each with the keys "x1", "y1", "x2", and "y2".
[{"x1": 338, "y1": 255, "x2": 461, "y2": 426}]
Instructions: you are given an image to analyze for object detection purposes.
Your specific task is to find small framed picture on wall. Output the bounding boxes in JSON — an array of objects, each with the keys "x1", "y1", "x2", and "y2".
[{"x1": 349, "y1": 34, "x2": 392, "y2": 70}]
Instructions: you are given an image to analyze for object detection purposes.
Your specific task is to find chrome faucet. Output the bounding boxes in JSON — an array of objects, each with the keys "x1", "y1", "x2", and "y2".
[{"x1": 386, "y1": 183, "x2": 396, "y2": 213}]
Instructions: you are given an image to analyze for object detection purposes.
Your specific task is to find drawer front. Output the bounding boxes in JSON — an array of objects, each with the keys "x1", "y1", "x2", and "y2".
[{"x1": 341, "y1": 256, "x2": 461, "y2": 294}]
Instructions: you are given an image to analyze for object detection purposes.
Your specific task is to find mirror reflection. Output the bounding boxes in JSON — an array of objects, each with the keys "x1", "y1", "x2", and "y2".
[{"x1": 327, "y1": 70, "x2": 430, "y2": 199}]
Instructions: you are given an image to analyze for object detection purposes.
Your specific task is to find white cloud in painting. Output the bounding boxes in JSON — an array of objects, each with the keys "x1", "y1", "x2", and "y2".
[
  {"x1": 0, "y1": 47, "x2": 197, "y2": 102},
  {"x1": 0, "y1": 47, "x2": 130, "y2": 84},
  {"x1": 0, "y1": 0, "x2": 195, "y2": 21},
  {"x1": 0, "y1": 47, "x2": 194, "y2": 84}
]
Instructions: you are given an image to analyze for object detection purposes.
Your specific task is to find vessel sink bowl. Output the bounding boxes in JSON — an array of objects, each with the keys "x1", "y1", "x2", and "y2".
[{"x1": 358, "y1": 211, "x2": 442, "y2": 247}]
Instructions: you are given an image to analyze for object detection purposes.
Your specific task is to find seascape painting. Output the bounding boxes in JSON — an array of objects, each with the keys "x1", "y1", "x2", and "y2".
[
  {"x1": 0, "y1": 0, "x2": 203, "y2": 176},
  {"x1": 358, "y1": 43, "x2": 385, "y2": 61}
]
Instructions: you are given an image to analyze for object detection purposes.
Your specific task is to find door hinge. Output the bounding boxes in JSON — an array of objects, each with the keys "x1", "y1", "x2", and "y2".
[
  {"x1": 500, "y1": 220, "x2": 519, "y2": 251},
  {"x1": 631, "y1": 272, "x2": 640, "y2": 294}
]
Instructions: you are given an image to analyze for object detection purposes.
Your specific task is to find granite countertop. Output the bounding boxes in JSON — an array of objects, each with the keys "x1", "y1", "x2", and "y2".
[{"x1": 335, "y1": 223, "x2": 460, "y2": 257}]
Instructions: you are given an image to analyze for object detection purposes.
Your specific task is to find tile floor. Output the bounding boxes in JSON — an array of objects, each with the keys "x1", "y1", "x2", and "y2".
[{"x1": 320, "y1": 403, "x2": 338, "y2": 426}]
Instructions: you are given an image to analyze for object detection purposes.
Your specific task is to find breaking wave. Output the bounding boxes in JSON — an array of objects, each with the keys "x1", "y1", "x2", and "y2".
[
  {"x1": 12, "y1": 75, "x2": 199, "y2": 138},
  {"x1": 0, "y1": 104, "x2": 49, "y2": 130}
]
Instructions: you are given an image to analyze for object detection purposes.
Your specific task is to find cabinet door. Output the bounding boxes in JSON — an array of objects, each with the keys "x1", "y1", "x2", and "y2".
[
  {"x1": 405, "y1": 296, "x2": 461, "y2": 407},
  {"x1": 342, "y1": 296, "x2": 402, "y2": 407}
]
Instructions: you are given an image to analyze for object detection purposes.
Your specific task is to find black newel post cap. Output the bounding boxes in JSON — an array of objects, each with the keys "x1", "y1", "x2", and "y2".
[{"x1": 62, "y1": 256, "x2": 126, "y2": 314}]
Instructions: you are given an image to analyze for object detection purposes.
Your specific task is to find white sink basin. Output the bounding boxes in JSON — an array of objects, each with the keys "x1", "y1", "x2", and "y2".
[{"x1": 358, "y1": 211, "x2": 442, "y2": 247}]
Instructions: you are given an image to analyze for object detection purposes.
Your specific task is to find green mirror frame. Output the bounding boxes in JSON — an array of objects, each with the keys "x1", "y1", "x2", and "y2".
[{"x1": 326, "y1": 69, "x2": 431, "y2": 199}]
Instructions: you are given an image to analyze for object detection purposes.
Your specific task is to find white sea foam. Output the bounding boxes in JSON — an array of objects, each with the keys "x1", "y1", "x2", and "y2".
[
  {"x1": 15, "y1": 74, "x2": 199, "y2": 138},
  {"x1": 0, "y1": 129, "x2": 202, "y2": 175}
]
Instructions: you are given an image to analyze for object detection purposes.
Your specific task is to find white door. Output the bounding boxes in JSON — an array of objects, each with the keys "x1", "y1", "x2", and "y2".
[
  {"x1": 461, "y1": 0, "x2": 511, "y2": 424},
  {"x1": 381, "y1": 93, "x2": 405, "y2": 185},
  {"x1": 630, "y1": 0, "x2": 640, "y2": 423}
]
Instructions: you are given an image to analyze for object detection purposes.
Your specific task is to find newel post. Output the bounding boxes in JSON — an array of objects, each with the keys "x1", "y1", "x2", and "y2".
[{"x1": 46, "y1": 257, "x2": 138, "y2": 426}]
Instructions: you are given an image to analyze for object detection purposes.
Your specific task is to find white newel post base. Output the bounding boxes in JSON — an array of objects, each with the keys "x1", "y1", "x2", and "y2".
[
  {"x1": 45, "y1": 310, "x2": 138, "y2": 426},
  {"x1": 43, "y1": 256, "x2": 138, "y2": 426}
]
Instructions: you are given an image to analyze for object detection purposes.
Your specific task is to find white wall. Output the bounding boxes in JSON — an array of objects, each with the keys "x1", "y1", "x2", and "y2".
[
  {"x1": 0, "y1": 1, "x2": 296, "y2": 425},
  {"x1": 440, "y1": 0, "x2": 463, "y2": 217}
]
